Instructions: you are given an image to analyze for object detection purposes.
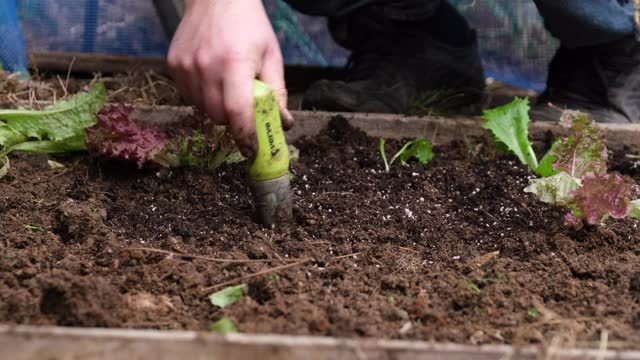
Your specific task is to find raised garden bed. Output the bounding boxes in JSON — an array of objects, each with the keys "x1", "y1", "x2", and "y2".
[
  {"x1": 1, "y1": 68, "x2": 640, "y2": 358},
  {"x1": 0, "y1": 58, "x2": 640, "y2": 359}
]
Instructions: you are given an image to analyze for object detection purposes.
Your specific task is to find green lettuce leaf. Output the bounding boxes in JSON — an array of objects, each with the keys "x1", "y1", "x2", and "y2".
[
  {"x1": 5, "y1": 134, "x2": 86, "y2": 154},
  {"x1": 481, "y1": 97, "x2": 538, "y2": 171},
  {"x1": 524, "y1": 172, "x2": 581, "y2": 206},
  {"x1": 0, "y1": 123, "x2": 26, "y2": 147},
  {"x1": 0, "y1": 82, "x2": 105, "y2": 147},
  {"x1": 0, "y1": 155, "x2": 8, "y2": 179},
  {"x1": 398, "y1": 138, "x2": 434, "y2": 165},
  {"x1": 209, "y1": 284, "x2": 245, "y2": 309},
  {"x1": 380, "y1": 138, "x2": 435, "y2": 172},
  {"x1": 210, "y1": 318, "x2": 238, "y2": 334},
  {"x1": 535, "y1": 140, "x2": 560, "y2": 177},
  {"x1": 630, "y1": 200, "x2": 640, "y2": 221}
]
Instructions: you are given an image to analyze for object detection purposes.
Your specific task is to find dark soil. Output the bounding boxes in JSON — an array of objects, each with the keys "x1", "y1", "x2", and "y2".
[{"x1": 1, "y1": 118, "x2": 639, "y2": 349}]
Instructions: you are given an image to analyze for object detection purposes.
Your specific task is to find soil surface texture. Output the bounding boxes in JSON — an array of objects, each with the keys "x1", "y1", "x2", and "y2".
[{"x1": 1, "y1": 118, "x2": 639, "y2": 349}]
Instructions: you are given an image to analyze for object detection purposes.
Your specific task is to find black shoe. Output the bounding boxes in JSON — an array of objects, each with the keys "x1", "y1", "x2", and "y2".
[
  {"x1": 301, "y1": 4, "x2": 485, "y2": 114},
  {"x1": 532, "y1": 36, "x2": 640, "y2": 123}
]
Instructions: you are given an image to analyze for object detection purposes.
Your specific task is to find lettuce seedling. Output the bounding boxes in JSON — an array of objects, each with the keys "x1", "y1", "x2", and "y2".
[
  {"x1": 481, "y1": 97, "x2": 538, "y2": 172},
  {"x1": 0, "y1": 82, "x2": 106, "y2": 178},
  {"x1": 523, "y1": 110, "x2": 640, "y2": 228},
  {"x1": 85, "y1": 104, "x2": 239, "y2": 171},
  {"x1": 85, "y1": 104, "x2": 167, "y2": 167},
  {"x1": 380, "y1": 138, "x2": 433, "y2": 172},
  {"x1": 482, "y1": 99, "x2": 639, "y2": 227},
  {"x1": 210, "y1": 318, "x2": 238, "y2": 334},
  {"x1": 209, "y1": 284, "x2": 245, "y2": 309}
]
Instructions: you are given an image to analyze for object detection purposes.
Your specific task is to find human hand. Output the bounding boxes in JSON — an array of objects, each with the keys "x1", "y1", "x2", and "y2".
[{"x1": 168, "y1": 0, "x2": 293, "y2": 156}]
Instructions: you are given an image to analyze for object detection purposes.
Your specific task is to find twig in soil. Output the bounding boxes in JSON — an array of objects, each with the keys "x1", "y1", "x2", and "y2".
[
  {"x1": 312, "y1": 191, "x2": 355, "y2": 197},
  {"x1": 430, "y1": 124, "x2": 439, "y2": 144},
  {"x1": 479, "y1": 208, "x2": 498, "y2": 222},
  {"x1": 106, "y1": 86, "x2": 129, "y2": 100},
  {"x1": 331, "y1": 252, "x2": 361, "y2": 260},
  {"x1": 202, "y1": 258, "x2": 313, "y2": 292},
  {"x1": 125, "y1": 247, "x2": 307, "y2": 264},
  {"x1": 56, "y1": 74, "x2": 68, "y2": 98},
  {"x1": 393, "y1": 246, "x2": 419, "y2": 254},
  {"x1": 308, "y1": 240, "x2": 335, "y2": 245},
  {"x1": 544, "y1": 334, "x2": 575, "y2": 360},
  {"x1": 522, "y1": 316, "x2": 600, "y2": 335},
  {"x1": 28, "y1": 166, "x2": 74, "y2": 185},
  {"x1": 140, "y1": 86, "x2": 149, "y2": 103},
  {"x1": 28, "y1": 88, "x2": 36, "y2": 108},
  {"x1": 65, "y1": 56, "x2": 76, "y2": 93},
  {"x1": 368, "y1": 255, "x2": 384, "y2": 267},
  {"x1": 145, "y1": 71, "x2": 159, "y2": 99},
  {"x1": 597, "y1": 330, "x2": 608, "y2": 360}
]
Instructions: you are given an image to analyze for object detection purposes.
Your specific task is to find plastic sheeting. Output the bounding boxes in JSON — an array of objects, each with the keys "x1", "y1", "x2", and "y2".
[
  {"x1": 3, "y1": 0, "x2": 557, "y2": 90},
  {"x1": 0, "y1": 0, "x2": 29, "y2": 74}
]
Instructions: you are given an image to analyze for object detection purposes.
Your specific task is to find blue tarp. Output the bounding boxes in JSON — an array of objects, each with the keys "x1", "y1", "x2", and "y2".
[{"x1": 0, "y1": 0, "x2": 28, "y2": 75}]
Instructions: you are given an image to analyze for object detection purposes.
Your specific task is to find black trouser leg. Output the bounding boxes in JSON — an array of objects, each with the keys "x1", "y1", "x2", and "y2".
[
  {"x1": 283, "y1": 0, "x2": 474, "y2": 51},
  {"x1": 283, "y1": 0, "x2": 442, "y2": 20}
]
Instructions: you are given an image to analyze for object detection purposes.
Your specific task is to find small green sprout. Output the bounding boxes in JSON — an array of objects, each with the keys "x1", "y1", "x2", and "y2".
[
  {"x1": 24, "y1": 225, "x2": 43, "y2": 233},
  {"x1": 379, "y1": 138, "x2": 434, "y2": 172},
  {"x1": 464, "y1": 280, "x2": 481, "y2": 293},
  {"x1": 387, "y1": 296, "x2": 397, "y2": 305},
  {"x1": 210, "y1": 318, "x2": 238, "y2": 334},
  {"x1": 528, "y1": 308, "x2": 541, "y2": 319},
  {"x1": 209, "y1": 284, "x2": 245, "y2": 309},
  {"x1": 268, "y1": 274, "x2": 280, "y2": 283}
]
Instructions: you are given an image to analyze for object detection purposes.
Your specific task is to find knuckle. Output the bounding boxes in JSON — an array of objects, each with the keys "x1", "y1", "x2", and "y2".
[
  {"x1": 167, "y1": 55, "x2": 192, "y2": 73},
  {"x1": 194, "y1": 49, "x2": 215, "y2": 73},
  {"x1": 219, "y1": 51, "x2": 246, "y2": 69},
  {"x1": 166, "y1": 55, "x2": 181, "y2": 71},
  {"x1": 225, "y1": 101, "x2": 249, "y2": 120}
]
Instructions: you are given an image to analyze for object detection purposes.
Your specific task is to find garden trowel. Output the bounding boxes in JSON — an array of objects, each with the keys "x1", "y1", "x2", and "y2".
[{"x1": 248, "y1": 80, "x2": 292, "y2": 227}]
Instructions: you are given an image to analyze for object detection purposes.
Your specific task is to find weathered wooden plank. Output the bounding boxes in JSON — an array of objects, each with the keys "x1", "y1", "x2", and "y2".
[
  {"x1": 28, "y1": 52, "x2": 169, "y2": 75},
  {"x1": 131, "y1": 107, "x2": 640, "y2": 151},
  {"x1": 1, "y1": 325, "x2": 639, "y2": 360}
]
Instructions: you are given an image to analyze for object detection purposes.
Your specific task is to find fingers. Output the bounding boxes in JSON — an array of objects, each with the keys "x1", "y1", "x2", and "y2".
[
  {"x1": 167, "y1": 11, "x2": 204, "y2": 110},
  {"x1": 222, "y1": 62, "x2": 258, "y2": 156},
  {"x1": 260, "y1": 45, "x2": 294, "y2": 130},
  {"x1": 195, "y1": 48, "x2": 227, "y2": 126},
  {"x1": 166, "y1": 0, "x2": 290, "y2": 154}
]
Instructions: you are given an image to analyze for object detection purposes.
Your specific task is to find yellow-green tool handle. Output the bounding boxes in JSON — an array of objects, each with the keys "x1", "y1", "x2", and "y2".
[{"x1": 248, "y1": 80, "x2": 290, "y2": 181}]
